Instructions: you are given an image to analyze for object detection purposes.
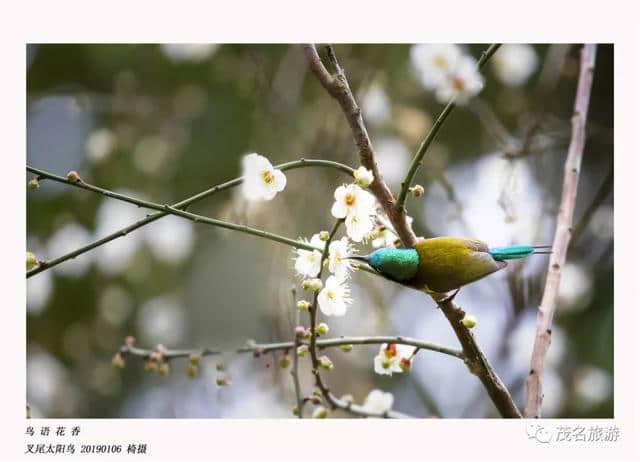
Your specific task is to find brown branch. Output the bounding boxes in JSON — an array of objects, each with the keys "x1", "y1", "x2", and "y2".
[
  {"x1": 437, "y1": 299, "x2": 522, "y2": 417},
  {"x1": 302, "y1": 44, "x2": 417, "y2": 247},
  {"x1": 304, "y1": 43, "x2": 521, "y2": 418},
  {"x1": 118, "y1": 336, "x2": 463, "y2": 361},
  {"x1": 290, "y1": 288, "x2": 304, "y2": 418},
  {"x1": 524, "y1": 44, "x2": 597, "y2": 418}
]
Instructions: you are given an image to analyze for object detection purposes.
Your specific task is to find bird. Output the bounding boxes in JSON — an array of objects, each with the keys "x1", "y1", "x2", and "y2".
[{"x1": 348, "y1": 237, "x2": 551, "y2": 299}]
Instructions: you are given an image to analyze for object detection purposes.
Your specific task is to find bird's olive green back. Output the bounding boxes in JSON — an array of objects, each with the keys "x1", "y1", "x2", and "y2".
[{"x1": 413, "y1": 237, "x2": 506, "y2": 293}]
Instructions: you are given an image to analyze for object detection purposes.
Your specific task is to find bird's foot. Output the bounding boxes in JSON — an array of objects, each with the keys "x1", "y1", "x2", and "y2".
[
  {"x1": 423, "y1": 287, "x2": 460, "y2": 307},
  {"x1": 439, "y1": 288, "x2": 461, "y2": 304}
]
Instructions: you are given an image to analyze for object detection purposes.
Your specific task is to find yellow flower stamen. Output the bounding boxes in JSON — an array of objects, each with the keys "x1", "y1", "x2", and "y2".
[
  {"x1": 261, "y1": 170, "x2": 274, "y2": 184},
  {"x1": 344, "y1": 193, "x2": 356, "y2": 206},
  {"x1": 434, "y1": 55, "x2": 447, "y2": 69}
]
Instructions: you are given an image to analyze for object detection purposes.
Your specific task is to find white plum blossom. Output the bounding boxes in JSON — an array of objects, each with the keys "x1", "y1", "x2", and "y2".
[
  {"x1": 373, "y1": 343, "x2": 415, "y2": 376},
  {"x1": 353, "y1": 166, "x2": 374, "y2": 188},
  {"x1": 368, "y1": 215, "x2": 413, "y2": 248},
  {"x1": 370, "y1": 227, "x2": 398, "y2": 248},
  {"x1": 318, "y1": 276, "x2": 352, "y2": 316},
  {"x1": 434, "y1": 55, "x2": 484, "y2": 105},
  {"x1": 361, "y1": 389, "x2": 394, "y2": 414},
  {"x1": 328, "y1": 237, "x2": 355, "y2": 281},
  {"x1": 344, "y1": 211, "x2": 375, "y2": 243},
  {"x1": 294, "y1": 234, "x2": 324, "y2": 277},
  {"x1": 410, "y1": 44, "x2": 463, "y2": 90},
  {"x1": 492, "y1": 44, "x2": 538, "y2": 87},
  {"x1": 374, "y1": 351, "x2": 402, "y2": 376},
  {"x1": 330, "y1": 184, "x2": 376, "y2": 220},
  {"x1": 241, "y1": 153, "x2": 287, "y2": 201}
]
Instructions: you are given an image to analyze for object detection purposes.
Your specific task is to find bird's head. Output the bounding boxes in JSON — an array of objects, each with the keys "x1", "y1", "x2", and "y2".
[{"x1": 348, "y1": 247, "x2": 419, "y2": 282}]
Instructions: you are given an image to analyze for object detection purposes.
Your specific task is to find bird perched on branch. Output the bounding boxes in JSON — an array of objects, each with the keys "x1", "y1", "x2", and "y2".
[{"x1": 349, "y1": 237, "x2": 550, "y2": 299}]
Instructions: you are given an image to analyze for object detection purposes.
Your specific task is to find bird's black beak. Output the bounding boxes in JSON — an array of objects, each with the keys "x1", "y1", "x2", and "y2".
[{"x1": 345, "y1": 255, "x2": 369, "y2": 263}]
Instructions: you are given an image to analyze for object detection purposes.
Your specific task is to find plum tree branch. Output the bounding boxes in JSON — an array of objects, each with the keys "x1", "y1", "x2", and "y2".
[
  {"x1": 26, "y1": 159, "x2": 354, "y2": 278},
  {"x1": 396, "y1": 43, "x2": 501, "y2": 210},
  {"x1": 302, "y1": 44, "x2": 417, "y2": 247},
  {"x1": 118, "y1": 336, "x2": 463, "y2": 361},
  {"x1": 525, "y1": 43, "x2": 597, "y2": 418},
  {"x1": 304, "y1": 43, "x2": 522, "y2": 418}
]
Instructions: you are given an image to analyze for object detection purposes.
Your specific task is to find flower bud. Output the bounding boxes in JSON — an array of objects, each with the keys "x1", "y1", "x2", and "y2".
[
  {"x1": 339, "y1": 344, "x2": 353, "y2": 353},
  {"x1": 28, "y1": 179, "x2": 40, "y2": 190},
  {"x1": 383, "y1": 343, "x2": 398, "y2": 359},
  {"x1": 186, "y1": 363, "x2": 199, "y2": 379},
  {"x1": 144, "y1": 359, "x2": 158, "y2": 373},
  {"x1": 279, "y1": 354, "x2": 291, "y2": 369},
  {"x1": 216, "y1": 362, "x2": 225, "y2": 371},
  {"x1": 296, "y1": 345, "x2": 309, "y2": 357},
  {"x1": 409, "y1": 184, "x2": 425, "y2": 197},
  {"x1": 111, "y1": 352, "x2": 125, "y2": 368},
  {"x1": 216, "y1": 374, "x2": 231, "y2": 386},
  {"x1": 315, "y1": 322, "x2": 329, "y2": 336},
  {"x1": 26, "y1": 252, "x2": 38, "y2": 271},
  {"x1": 353, "y1": 166, "x2": 374, "y2": 188},
  {"x1": 66, "y1": 170, "x2": 81, "y2": 183},
  {"x1": 303, "y1": 328, "x2": 313, "y2": 339},
  {"x1": 319, "y1": 355, "x2": 334, "y2": 370},
  {"x1": 292, "y1": 407, "x2": 301, "y2": 417},
  {"x1": 461, "y1": 314, "x2": 477, "y2": 329},
  {"x1": 399, "y1": 358, "x2": 412, "y2": 373},
  {"x1": 296, "y1": 300, "x2": 310, "y2": 312},
  {"x1": 319, "y1": 230, "x2": 330, "y2": 241},
  {"x1": 294, "y1": 326, "x2": 307, "y2": 338},
  {"x1": 302, "y1": 278, "x2": 323, "y2": 291},
  {"x1": 189, "y1": 354, "x2": 201, "y2": 366},
  {"x1": 312, "y1": 406, "x2": 328, "y2": 419},
  {"x1": 158, "y1": 361, "x2": 170, "y2": 375}
]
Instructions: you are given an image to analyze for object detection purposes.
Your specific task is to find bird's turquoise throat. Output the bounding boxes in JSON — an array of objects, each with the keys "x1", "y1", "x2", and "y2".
[{"x1": 367, "y1": 248, "x2": 420, "y2": 282}]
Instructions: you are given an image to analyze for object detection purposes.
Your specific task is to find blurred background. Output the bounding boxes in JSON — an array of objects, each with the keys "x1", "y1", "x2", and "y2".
[{"x1": 26, "y1": 44, "x2": 613, "y2": 418}]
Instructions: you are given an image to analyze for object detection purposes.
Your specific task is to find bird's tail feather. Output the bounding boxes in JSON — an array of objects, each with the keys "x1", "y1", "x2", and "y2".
[{"x1": 489, "y1": 245, "x2": 552, "y2": 261}]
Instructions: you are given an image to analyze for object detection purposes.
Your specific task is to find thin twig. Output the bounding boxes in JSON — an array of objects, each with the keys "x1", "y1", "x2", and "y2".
[
  {"x1": 396, "y1": 44, "x2": 501, "y2": 213},
  {"x1": 302, "y1": 220, "x2": 411, "y2": 418},
  {"x1": 307, "y1": 220, "x2": 344, "y2": 405},
  {"x1": 26, "y1": 159, "x2": 354, "y2": 277},
  {"x1": 119, "y1": 336, "x2": 463, "y2": 361},
  {"x1": 525, "y1": 44, "x2": 597, "y2": 418},
  {"x1": 290, "y1": 288, "x2": 304, "y2": 418}
]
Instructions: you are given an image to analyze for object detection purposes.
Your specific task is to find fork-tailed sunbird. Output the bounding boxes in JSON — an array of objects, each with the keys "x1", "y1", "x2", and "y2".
[{"x1": 349, "y1": 237, "x2": 551, "y2": 294}]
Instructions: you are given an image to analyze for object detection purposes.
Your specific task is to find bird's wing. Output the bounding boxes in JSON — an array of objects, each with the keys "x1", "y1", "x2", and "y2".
[{"x1": 463, "y1": 238, "x2": 490, "y2": 252}]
